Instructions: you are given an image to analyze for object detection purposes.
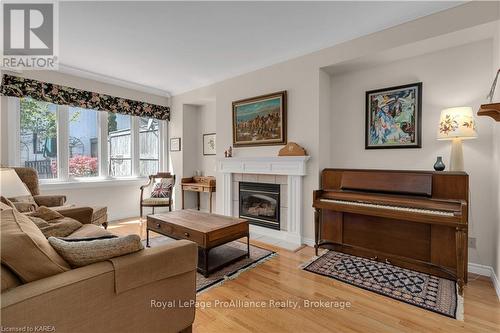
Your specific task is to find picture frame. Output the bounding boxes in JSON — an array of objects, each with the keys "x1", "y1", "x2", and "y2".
[
  {"x1": 170, "y1": 137, "x2": 181, "y2": 152},
  {"x1": 203, "y1": 133, "x2": 216, "y2": 156},
  {"x1": 365, "y1": 82, "x2": 422, "y2": 149},
  {"x1": 232, "y1": 91, "x2": 287, "y2": 147}
]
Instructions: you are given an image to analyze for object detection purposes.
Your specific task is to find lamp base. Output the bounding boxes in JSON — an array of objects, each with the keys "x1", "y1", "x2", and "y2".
[{"x1": 449, "y1": 138, "x2": 464, "y2": 171}]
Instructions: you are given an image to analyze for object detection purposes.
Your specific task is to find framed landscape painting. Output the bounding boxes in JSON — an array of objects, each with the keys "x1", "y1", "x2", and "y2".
[
  {"x1": 365, "y1": 82, "x2": 422, "y2": 149},
  {"x1": 232, "y1": 91, "x2": 287, "y2": 147}
]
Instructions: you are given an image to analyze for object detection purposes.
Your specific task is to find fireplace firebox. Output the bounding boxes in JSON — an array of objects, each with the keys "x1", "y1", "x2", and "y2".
[{"x1": 239, "y1": 182, "x2": 280, "y2": 230}]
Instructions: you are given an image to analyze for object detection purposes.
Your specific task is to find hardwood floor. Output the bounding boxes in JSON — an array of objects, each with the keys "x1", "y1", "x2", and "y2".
[{"x1": 110, "y1": 218, "x2": 500, "y2": 333}]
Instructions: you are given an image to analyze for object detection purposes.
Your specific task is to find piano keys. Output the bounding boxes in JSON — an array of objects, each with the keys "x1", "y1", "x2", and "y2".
[{"x1": 313, "y1": 169, "x2": 468, "y2": 295}]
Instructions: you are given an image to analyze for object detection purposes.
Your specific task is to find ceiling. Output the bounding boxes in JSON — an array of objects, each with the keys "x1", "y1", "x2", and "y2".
[{"x1": 59, "y1": 1, "x2": 463, "y2": 96}]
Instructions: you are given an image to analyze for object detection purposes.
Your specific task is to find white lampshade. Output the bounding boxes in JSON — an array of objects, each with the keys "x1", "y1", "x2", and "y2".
[
  {"x1": 437, "y1": 107, "x2": 478, "y2": 140},
  {"x1": 0, "y1": 168, "x2": 30, "y2": 198}
]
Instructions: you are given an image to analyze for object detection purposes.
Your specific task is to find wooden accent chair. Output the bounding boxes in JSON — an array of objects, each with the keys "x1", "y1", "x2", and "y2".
[{"x1": 140, "y1": 172, "x2": 175, "y2": 219}]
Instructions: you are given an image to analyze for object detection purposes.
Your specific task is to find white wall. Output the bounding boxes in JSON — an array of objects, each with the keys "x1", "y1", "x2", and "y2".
[
  {"x1": 330, "y1": 40, "x2": 496, "y2": 268},
  {"x1": 493, "y1": 7, "x2": 500, "y2": 280},
  {"x1": 170, "y1": 3, "x2": 499, "y2": 249}
]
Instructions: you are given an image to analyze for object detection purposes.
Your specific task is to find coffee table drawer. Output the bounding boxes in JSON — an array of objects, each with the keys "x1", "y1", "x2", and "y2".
[{"x1": 148, "y1": 219, "x2": 204, "y2": 245}]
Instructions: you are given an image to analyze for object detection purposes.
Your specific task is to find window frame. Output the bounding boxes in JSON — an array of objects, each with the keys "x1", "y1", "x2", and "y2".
[{"x1": 8, "y1": 97, "x2": 168, "y2": 186}]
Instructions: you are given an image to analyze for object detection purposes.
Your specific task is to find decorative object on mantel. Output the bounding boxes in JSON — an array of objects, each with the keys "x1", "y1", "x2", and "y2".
[
  {"x1": 232, "y1": 91, "x2": 287, "y2": 147},
  {"x1": 437, "y1": 107, "x2": 477, "y2": 171},
  {"x1": 366, "y1": 82, "x2": 422, "y2": 149},
  {"x1": 203, "y1": 133, "x2": 216, "y2": 156},
  {"x1": 477, "y1": 68, "x2": 500, "y2": 121},
  {"x1": 170, "y1": 137, "x2": 181, "y2": 152},
  {"x1": 433, "y1": 156, "x2": 445, "y2": 171},
  {"x1": 0, "y1": 74, "x2": 170, "y2": 120},
  {"x1": 278, "y1": 142, "x2": 307, "y2": 156},
  {"x1": 224, "y1": 146, "x2": 233, "y2": 158}
]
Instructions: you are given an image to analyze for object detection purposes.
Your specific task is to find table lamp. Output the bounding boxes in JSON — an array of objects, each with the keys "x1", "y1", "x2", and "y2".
[
  {"x1": 0, "y1": 168, "x2": 30, "y2": 198},
  {"x1": 437, "y1": 107, "x2": 477, "y2": 171}
]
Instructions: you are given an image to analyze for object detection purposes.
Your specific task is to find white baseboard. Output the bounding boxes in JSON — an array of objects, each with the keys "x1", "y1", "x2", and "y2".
[{"x1": 468, "y1": 263, "x2": 500, "y2": 300}]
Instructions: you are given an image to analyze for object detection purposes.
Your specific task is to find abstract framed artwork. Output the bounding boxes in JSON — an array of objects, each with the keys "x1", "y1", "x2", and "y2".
[
  {"x1": 170, "y1": 137, "x2": 181, "y2": 152},
  {"x1": 232, "y1": 91, "x2": 287, "y2": 147},
  {"x1": 365, "y1": 82, "x2": 422, "y2": 149},
  {"x1": 203, "y1": 133, "x2": 216, "y2": 156}
]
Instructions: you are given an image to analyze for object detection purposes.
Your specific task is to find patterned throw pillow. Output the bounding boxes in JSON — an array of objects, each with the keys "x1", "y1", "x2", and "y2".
[{"x1": 150, "y1": 182, "x2": 172, "y2": 198}]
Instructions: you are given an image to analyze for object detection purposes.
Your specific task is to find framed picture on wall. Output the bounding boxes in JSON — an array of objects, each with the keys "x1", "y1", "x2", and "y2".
[
  {"x1": 170, "y1": 137, "x2": 181, "y2": 152},
  {"x1": 232, "y1": 91, "x2": 287, "y2": 147},
  {"x1": 203, "y1": 133, "x2": 216, "y2": 155},
  {"x1": 365, "y1": 82, "x2": 422, "y2": 149}
]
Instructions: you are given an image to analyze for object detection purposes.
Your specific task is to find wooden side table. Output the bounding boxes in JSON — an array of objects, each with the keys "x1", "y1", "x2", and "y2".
[{"x1": 181, "y1": 176, "x2": 216, "y2": 213}]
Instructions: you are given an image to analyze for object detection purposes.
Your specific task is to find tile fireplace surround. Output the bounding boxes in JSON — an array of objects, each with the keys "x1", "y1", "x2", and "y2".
[{"x1": 217, "y1": 156, "x2": 310, "y2": 248}]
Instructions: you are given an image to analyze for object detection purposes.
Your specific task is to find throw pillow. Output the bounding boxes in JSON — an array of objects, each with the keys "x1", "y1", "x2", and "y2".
[
  {"x1": 0, "y1": 208, "x2": 70, "y2": 282},
  {"x1": 150, "y1": 182, "x2": 172, "y2": 198},
  {"x1": 28, "y1": 206, "x2": 64, "y2": 221},
  {"x1": 0, "y1": 201, "x2": 13, "y2": 211},
  {"x1": 48, "y1": 234, "x2": 144, "y2": 267},
  {"x1": 30, "y1": 217, "x2": 83, "y2": 238},
  {"x1": 27, "y1": 216, "x2": 50, "y2": 228}
]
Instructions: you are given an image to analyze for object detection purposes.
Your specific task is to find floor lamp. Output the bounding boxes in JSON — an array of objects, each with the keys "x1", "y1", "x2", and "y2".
[{"x1": 437, "y1": 107, "x2": 478, "y2": 171}]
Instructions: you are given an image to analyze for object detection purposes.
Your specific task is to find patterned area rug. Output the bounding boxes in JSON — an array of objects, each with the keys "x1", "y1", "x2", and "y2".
[
  {"x1": 145, "y1": 236, "x2": 276, "y2": 293},
  {"x1": 303, "y1": 251, "x2": 460, "y2": 319}
]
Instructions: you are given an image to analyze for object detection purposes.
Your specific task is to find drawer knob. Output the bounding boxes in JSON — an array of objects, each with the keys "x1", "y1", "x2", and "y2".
[
  {"x1": 156, "y1": 223, "x2": 161, "y2": 228},
  {"x1": 184, "y1": 232, "x2": 190, "y2": 237},
  {"x1": 370, "y1": 256, "x2": 378, "y2": 261},
  {"x1": 385, "y1": 259, "x2": 391, "y2": 264}
]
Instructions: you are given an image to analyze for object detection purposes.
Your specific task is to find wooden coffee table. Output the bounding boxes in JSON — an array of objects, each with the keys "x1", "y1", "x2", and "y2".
[{"x1": 146, "y1": 209, "x2": 249, "y2": 277}]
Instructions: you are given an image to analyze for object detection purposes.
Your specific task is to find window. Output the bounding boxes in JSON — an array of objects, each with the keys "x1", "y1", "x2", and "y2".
[
  {"x1": 14, "y1": 100, "x2": 166, "y2": 182},
  {"x1": 139, "y1": 117, "x2": 159, "y2": 176},
  {"x1": 19, "y1": 98, "x2": 58, "y2": 179},
  {"x1": 68, "y1": 107, "x2": 99, "y2": 177},
  {"x1": 108, "y1": 113, "x2": 132, "y2": 177}
]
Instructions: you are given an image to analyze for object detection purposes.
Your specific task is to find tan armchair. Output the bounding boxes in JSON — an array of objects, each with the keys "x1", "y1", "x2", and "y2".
[
  {"x1": 10, "y1": 167, "x2": 108, "y2": 229},
  {"x1": 140, "y1": 172, "x2": 175, "y2": 218}
]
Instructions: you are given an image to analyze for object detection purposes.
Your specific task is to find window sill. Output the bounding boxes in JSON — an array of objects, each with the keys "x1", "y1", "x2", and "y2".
[{"x1": 39, "y1": 177, "x2": 148, "y2": 191}]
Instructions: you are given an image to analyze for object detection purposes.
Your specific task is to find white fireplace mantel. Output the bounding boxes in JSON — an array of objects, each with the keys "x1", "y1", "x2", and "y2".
[{"x1": 217, "y1": 156, "x2": 310, "y2": 247}]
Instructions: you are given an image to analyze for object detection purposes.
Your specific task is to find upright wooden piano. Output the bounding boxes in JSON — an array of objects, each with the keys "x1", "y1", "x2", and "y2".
[{"x1": 313, "y1": 169, "x2": 468, "y2": 294}]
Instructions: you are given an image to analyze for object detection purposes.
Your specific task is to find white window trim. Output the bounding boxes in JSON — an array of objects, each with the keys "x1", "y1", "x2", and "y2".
[{"x1": 9, "y1": 97, "x2": 167, "y2": 187}]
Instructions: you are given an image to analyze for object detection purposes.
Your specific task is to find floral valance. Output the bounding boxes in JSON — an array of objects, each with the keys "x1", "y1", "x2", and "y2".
[{"x1": 0, "y1": 74, "x2": 170, "y2": 121}]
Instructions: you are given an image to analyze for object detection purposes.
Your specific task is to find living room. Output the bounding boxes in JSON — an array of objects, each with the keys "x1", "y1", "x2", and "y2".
[{"x1": 1, "y1": 1, "x2": 499, "y2": 332}]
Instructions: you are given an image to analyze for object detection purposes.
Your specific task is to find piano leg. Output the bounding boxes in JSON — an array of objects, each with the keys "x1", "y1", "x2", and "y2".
[
  {"x1": 456, "y1": 226, "x2": 467, "y2": 295},
  {"x1": 314, "y1": 208, "x2": 321, "y2": 256}
]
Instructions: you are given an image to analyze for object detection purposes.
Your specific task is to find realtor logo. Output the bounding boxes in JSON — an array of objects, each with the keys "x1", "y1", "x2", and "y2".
[{"x1": 2, "y1": 2, "x2": 58, "y2": 69}]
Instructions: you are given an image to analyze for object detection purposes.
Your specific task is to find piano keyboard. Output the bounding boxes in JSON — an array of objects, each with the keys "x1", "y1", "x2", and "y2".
[{"x1": 319, "y1": 199, "x2": 455, "y2": 217}]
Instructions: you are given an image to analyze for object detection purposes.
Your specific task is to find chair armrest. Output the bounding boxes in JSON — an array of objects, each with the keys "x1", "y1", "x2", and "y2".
[
  {"x1": 109, "y1": 240, "x2": 197, "y2": 294},
  {"x1": 56, "y1": 207, "x2": 94, "y2": 224},
  {"x1": 34, "y1": 195, "x2": 66, "y2": 207},
  {"x1": 140, "y1": 178, "x2": 153, "y2": 201},
  {"x1": 11, "y1": 202, "x2": 37, "y2": 213}
]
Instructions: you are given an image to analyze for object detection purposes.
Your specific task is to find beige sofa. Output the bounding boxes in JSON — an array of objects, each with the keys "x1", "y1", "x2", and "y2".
[{"x1": 1, "y1": 205, "x2": 197, "y2": 333}]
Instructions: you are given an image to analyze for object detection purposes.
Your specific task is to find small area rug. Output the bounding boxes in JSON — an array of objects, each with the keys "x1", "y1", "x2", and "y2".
[
  {"x1": 302, "y1": 250, "x2": 461, "y2": 319},
  {"x1": 145, "y1": 236, "x2": 276, "y2": 293}
]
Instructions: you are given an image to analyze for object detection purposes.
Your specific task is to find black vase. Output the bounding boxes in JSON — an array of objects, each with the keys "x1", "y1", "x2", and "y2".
[{"x1": 433, "y1": 156, "x2": 445, "y2": 171}]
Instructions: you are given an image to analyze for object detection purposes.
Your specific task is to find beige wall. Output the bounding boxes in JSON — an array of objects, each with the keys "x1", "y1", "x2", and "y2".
[{"x1": 330, "y1": 40, "x2": 495, "y2": 267}]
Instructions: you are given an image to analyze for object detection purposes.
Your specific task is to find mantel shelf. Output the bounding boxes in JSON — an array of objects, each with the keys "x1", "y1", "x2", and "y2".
[{"x1": 477, "y1": 103, "x2": 500, "y2": 121}]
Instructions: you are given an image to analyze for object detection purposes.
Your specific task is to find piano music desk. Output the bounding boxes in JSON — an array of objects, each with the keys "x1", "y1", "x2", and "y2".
[{"x1": 181, "y1": 176, "x2": 216, "y2": 213}]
